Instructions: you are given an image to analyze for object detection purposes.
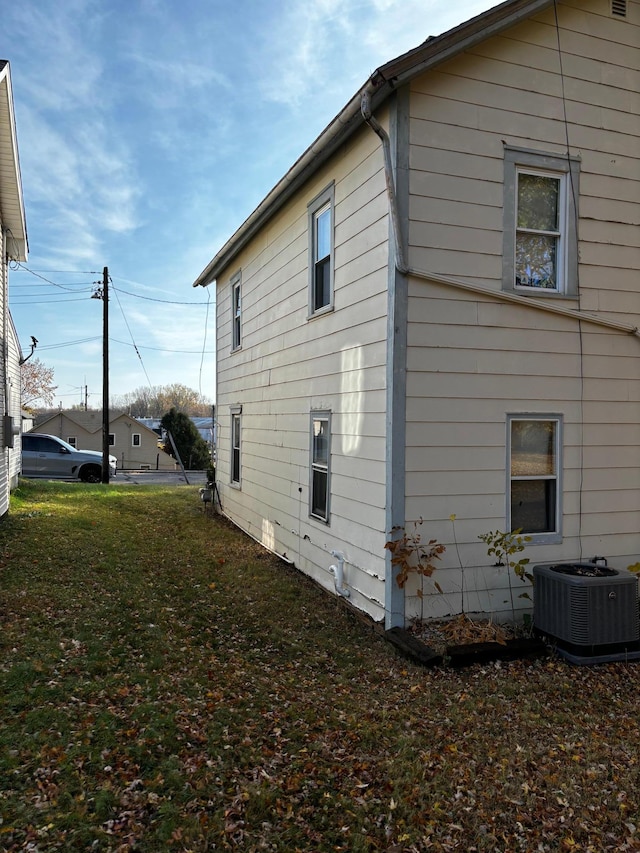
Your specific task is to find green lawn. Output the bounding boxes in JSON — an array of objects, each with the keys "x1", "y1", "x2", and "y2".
[{"x1": 1, "y1": 480, "x2": 639, "y2": 852}]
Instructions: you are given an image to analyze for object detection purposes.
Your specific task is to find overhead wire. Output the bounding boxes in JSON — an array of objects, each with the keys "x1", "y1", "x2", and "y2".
[
  {"x1": 553, "y1": 0, "x2": 584, "y2": 558},
  {"x1": 111, "y1": 275, "x2": 154, "y2": 389},
  {"x1": 12, "y1": 264, "x2": 216, "y2": 394},
  {"x1": 199, "y1": 287, "x2": 212, "y2": 396}
]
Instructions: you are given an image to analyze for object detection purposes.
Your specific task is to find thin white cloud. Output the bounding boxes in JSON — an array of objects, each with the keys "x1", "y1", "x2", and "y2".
[{"x1": 255, "y1": 0, "x2": 496, "y2": 108}]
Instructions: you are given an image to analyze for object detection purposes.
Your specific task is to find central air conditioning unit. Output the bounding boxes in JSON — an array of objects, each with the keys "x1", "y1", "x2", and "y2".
[{"x1": 533, "y1": 563, "x2": 640, "y2": 662}]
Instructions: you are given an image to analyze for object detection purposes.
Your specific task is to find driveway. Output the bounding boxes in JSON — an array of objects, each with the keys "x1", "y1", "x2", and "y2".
[{"x1": 118, "y1": 470, "x2": 209, "y2": 485}]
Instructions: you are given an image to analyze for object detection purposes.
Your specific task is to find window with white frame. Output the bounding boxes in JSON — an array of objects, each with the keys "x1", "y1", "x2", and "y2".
[
  {"x1": 230, "y1": 407, "x2": 241, "y2": 486},
  {"x1": 503, "y1": 147, "x2": 579, "y2": 297},
  {"x1": 67, "y1": 436, "x2": 77, "y2": 447},
  {"x1": 310, "y1": 412, "x2": 331, "y2": 522},
  {"x1": 231, "y1": 272, "x2": 241, "y2": 351},
  {"x1": 508, "y1": 415, "x2": 561, "y2": 539},
  {"x1": 308, "y1": 185, "x2": 334, "y2": 315},
  {"x1": 132, "y1": 433, "x2": 141, "y2": 447}
]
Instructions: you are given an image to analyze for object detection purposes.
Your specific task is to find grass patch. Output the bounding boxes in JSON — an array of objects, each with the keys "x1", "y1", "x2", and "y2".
[{"x1": 1, "y1": 479, "x2": 640, "y2": 851}]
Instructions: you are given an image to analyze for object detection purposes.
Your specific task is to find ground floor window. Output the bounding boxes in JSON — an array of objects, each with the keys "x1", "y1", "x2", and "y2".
[
  {"x1": 508, "y1": 415, "x2": 561, "y2": 538},
  {"x1": 310, "y1": 412, "x2": 331, "y2": 522},
  {"x1": 231, "y1": 408, "x2": 241, "y2": 486}
]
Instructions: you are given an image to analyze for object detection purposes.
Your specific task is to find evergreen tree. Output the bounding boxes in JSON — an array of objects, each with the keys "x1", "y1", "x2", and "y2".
[{"x1": 160, "y1": 407, "x2": 211, "y2": 469}]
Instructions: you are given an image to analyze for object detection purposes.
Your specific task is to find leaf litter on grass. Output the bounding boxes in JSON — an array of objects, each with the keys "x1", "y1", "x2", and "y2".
[{"x1": 1, "y1": 481, "x2": 640, "y2": 851}]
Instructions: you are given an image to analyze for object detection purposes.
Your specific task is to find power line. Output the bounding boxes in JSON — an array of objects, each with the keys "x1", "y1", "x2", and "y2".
[
  {"x1": 11, "y1": 263, "x2": 213, "y2": 305},
  {"x1": 32, "y1": 335, "x2": 213, "y2": 354},
  {"x1": 111, "y1": 278, "x2": 154, "y2": 388},
  {"x1": 199, "y1": 287, "x2": 212, "y2": 396},
  {"x1": 111, "y1": 286, "x2": 210, "y2": 305}
]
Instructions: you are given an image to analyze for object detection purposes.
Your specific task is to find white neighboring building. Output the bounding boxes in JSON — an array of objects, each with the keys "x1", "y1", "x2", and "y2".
[{"x1": 0, "y1": 61, "x2": 27, "y2": 511}]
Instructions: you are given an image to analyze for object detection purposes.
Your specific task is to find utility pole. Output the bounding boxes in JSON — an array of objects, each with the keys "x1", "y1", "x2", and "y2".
[{"x1": 101, "y1": 267, "x2": 110, "y2": 483}]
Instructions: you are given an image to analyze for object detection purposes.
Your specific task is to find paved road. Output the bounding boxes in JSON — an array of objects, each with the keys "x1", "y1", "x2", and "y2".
[{"x1": 118, "y1": 470, "x2": 209, "y2": 485}]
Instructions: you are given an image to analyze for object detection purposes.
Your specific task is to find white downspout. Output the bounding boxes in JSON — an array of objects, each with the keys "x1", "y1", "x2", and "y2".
[
  {"x1": 329, "y1": 550, "x2": 350, "y2": 598},
  {"x1": 361, "y1": 91, "x2": 408, "y2": 275}
]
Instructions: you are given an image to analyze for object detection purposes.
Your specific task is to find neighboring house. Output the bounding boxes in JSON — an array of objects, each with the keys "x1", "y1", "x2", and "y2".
[
  {"x1": 32, "y1": 410, "x2": 177, "y2": 471},
  {"x1": 193, "y1": 0, "x2": 640, "y2": 629},
  {"x1": 0, "y1": 61, "x2": 27, "y2": 511}
]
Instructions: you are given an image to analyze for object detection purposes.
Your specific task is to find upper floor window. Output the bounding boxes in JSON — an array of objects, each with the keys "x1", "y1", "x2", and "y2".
[
  {"x1": 508, "y1": 415, "x2": 562, "y2": 542},
  {"x1": 231, "y1": 272, "x2": 242, "y2": 351},
  {"x1": 132, "y1": 433, "x2": 141, "y2": 447},
  {"x1": 67, "y1": 436, "x2": 77, "y2": 447},
  {"x1": 109, "y1": 434, "x2": 115, "y2": 446},
  {"x1": 308, "y1": 184, "x2": 334, "y2": 315},
  {"x1": 503, "y1": 147, "x2": 579, "y2": 298}
]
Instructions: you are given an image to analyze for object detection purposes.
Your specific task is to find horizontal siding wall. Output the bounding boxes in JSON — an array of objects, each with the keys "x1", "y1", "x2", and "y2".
[
  {"x1": 404, "y1": 279, "x2": 640, "y2": 622},
  {"x1": 403, "y1": 0, "x2": 640, "y2": 621},
  {"x1": 7, "y1": 316, "x2": 21, "y2": 489},
  {"x1": 0, "y1": 225, "x2": 8, "y2": 515},
  {"x1": 216, "y1": 120, "x2": 391, "y2": 622},
  {"x1": 408, "y1": 0, "x2": 639, "y2": 324}
]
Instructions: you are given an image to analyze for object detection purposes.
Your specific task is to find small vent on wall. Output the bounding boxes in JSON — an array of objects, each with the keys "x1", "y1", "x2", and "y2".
[{"x1": 611, "y1": 0, "x2": 627, "y2": 17}]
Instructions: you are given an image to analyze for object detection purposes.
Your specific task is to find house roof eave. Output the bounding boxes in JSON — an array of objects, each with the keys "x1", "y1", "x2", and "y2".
[
  {"x1": 0, "y1": 61, "x2": 28, "y2": 262},
  {"x1": 192, "y1": 0, "x2": 555, "y2": 289}
]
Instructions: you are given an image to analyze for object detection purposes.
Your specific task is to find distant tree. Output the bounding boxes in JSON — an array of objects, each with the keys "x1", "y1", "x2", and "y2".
[
  {"x1": 161, "y1": 407, "x2": 211, "y2": 469},
  {"x1": 21, "y1": 358, "x2": 57, "y2": 413},
  {"x1": 112, "y1": 384, "x2": 212, "y2": 418}
]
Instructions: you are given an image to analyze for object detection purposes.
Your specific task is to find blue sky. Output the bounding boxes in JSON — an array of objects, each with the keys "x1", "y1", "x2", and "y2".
[{"x1": 4, "y1": 0, "x2": 495, "y2": 409}]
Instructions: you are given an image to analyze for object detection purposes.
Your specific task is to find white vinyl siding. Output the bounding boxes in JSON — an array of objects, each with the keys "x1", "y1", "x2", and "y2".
[
  {"x1": 215, "y1": 123, "x2": 389, "y2": 622},
  {"x1": 408, "y1": 1, "x2": 636, "y2": 321},
  {"x1": 405, "y1": 278, "x2": 640, "y2": 621}
]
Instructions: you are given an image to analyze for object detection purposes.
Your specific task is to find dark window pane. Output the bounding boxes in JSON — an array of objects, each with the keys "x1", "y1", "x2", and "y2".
[
  {"x1": 311, "y1": 469, "x2": 328, "y2": 519},
  {"x1": 511, "y1": 479, "x2": 556, "y2": 533},
  {"x1": 232, "y1": 449, "x2": 240, "y2": 483},
  {"x1": 314, "y1": 257, "x2": 330, "y2": 309}
]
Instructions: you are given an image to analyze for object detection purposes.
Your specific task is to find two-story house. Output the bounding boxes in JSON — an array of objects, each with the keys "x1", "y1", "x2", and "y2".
[{"x1": 194, "y1": 0, "x2": 639, "y2": 629}]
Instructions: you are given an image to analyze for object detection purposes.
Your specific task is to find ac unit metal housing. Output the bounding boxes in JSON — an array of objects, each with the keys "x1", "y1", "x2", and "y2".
[{"x1": 533, "y1": 563, "x2": 639, "y2": 649}]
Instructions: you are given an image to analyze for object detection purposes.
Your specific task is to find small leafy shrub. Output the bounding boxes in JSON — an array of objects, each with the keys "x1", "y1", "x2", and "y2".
[
  {"x1": 478, "y1": 529, "x2": 532, "y2": 583},
  {"x1": 385, "y1": 519, "x2": 446, "y2": 596}
]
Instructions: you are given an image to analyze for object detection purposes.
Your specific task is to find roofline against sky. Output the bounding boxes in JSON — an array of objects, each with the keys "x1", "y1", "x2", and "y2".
[
  {"x1": 192, "y1": 0, "x2": 554, "y2": 288},
  {"x1": 0, "y1": 59, "x2": 28, "y2": 262}
]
